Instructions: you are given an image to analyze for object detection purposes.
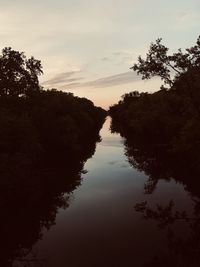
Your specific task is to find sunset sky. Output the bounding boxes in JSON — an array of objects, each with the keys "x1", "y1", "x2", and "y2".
[{"x1": 0, "y1": 0, "x2": 200, "y2": 108}]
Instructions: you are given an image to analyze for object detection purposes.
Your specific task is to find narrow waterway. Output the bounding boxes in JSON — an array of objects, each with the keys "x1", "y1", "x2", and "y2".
[{"x1": 27, "y1": 117, "x2": 194, "y2": 267}]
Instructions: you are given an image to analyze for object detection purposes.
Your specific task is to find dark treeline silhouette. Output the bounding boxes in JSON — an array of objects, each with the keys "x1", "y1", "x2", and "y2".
[
  {"x1": 109, "y1": 36, "x2": 200, "y2": 177},
  {"x1": 0, "y1": 90, "x2": 106, "y2": 167},
  {"x1": 109, "y1": 36, "x2": 200, "y2": 266},
  {"x1": 0, "y1": 46, "x2": 107, "y2": 167},
  {"x1": 0, "y1": 47, "x2": 107, "y2": 266}
]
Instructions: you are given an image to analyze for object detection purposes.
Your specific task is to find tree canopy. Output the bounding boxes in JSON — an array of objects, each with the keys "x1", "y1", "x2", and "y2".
[
  {"x1": 109, "y1": 36, "x2": 200, "y2": 176},
  {"x1": 0, "y1": 47, "x2": 43, "y2": 97},
  {"x1": 131, "y1": 36, "x2": 200, "y2": 89}
]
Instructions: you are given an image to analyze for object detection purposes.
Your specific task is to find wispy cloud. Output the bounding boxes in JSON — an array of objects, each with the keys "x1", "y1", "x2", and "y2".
[
  {"x1": 42, "y1": 71, "x2": 83, "y2": 87},
  {"x1": 84, "y1": 71, "x2": 139, "y2": 88},
  {"x1": 100, "y1": 50, "x2": 136, "y2": 65},
  {"x1": 58, "y1": 71, "x2": 140, "y2": 90},
  {"x1": 101, "y1": 57, "x2": 112, "y2": 61}
]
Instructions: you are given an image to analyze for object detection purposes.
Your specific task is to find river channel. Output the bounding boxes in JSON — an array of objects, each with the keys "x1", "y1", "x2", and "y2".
[{"x1": 21, "y1": 117, "x2": 195, "y2": 267}]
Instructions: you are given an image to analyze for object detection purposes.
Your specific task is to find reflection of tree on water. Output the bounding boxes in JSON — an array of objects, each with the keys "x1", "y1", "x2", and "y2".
[
  {"x1": 0, "y1": 134, "x2": 101, "y2": 267},
  {"x1": 123, "y1": 139, "x2": 200, "y2": 266},
  {"x1": 135, "y1": 199, "x2": 200, "y2": 267},
  {"x1": 124, "y1": 135, "x2": 200, "y2": 195}
]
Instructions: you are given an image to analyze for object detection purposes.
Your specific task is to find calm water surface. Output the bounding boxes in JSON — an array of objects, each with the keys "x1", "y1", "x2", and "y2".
[{"x1": 24, "y1": 118, "x2": 194, "y2": 266}]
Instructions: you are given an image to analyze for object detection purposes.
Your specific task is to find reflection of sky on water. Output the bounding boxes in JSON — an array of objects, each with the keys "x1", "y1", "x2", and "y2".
[
  {"x1": 100, "y1": 136, "x2": 123, "y2": 147},
  {"x1": 33, "y1": 117, "x2": 194, "y2": 267}
]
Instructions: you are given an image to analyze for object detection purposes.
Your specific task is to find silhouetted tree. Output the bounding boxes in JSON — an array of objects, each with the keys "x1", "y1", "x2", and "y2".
[
  {"x1": 109, "y1": 36, "x2": 200, "y2": 175},
  {"x1": 131, "y1": 36, "x2": 200, "y2": 89},
  {"x1": 0, "y1": 47, "x2": 107, "y2": 266},
  {"x1": 109, "y1": 36, "x2": 200, "y2": 267},
  {"x1": 0, "y1": 47, "x2": 43, "y2": 97}
]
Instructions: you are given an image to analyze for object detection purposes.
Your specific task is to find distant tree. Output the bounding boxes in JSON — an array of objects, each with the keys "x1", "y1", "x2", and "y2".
[
  {"x1": 131, "y1": 36, "x2": 200, "y2": 89},
  {"x1": 0, "y1": 47, "x2": 43, "y2": 97}
]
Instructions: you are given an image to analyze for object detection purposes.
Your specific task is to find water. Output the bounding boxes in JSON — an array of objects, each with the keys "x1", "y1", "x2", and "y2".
[{"x1": 19, "y1": 118, "x2": 196, "y2": 266}]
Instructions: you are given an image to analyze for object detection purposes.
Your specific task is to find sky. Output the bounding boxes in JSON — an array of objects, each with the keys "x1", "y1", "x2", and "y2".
[{"x1": 0, "y1": 0, "x2": 200, "y2": 108}]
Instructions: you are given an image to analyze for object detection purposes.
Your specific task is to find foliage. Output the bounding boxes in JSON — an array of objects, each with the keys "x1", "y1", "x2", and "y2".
[
  {"x1": 0, "y1": 47, "x2": 107, "y2": 266},
  {"x1": 110, "y1": 38, "x2": 200, "y2": 266},
  {"x1": 109, "y1": 36, "x2": 200, "y2": 175},
  {"x1": 131, "y1": 36, "x2": 200, "y2": 89},
  {"x1": 0, "y1": 47, "x2": 43, "y2": 97},
  {"x1": 0, "y1": 47, "x2": 106, "y2": 167}
]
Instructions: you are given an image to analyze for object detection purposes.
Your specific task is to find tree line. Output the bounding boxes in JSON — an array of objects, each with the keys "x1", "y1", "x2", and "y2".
[
  {"x1": 0, "y1": 47, "x2": 107, "y2": 266},
  {"x1": 109, "y1": 36, "x2": 200, "y2": 177},
  {"x1": 109, "y1": 36, "x2": 200, "y2": 267}
]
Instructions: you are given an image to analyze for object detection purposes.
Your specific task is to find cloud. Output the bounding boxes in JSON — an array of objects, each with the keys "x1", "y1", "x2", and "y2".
[
  {"x1": 112, "y1": 50, "x2": 138, "y2": 65},
  {"x1": 100, "y1": 50, "x2": 136, "y2": 65},
  {"x1": 62, "y1": 82, "x2": 81, "y2": 88},
  {"x1": 84, "y1": 71, "x2": 139, "y2": 87},
  {"x1": 101, "y1": 57, "x2": 112, "y2": 61},
  {"x1": 113, "y1": 52, "x2": 122, "y2": 56},
  {"x1": 42, "y1": 71, "x2": 83, "y2": 87},
  {"x1": 178, "y1": 12, "x2": 188, "y2": 19},
  {"x1": 59, "y1": 71, "x2": 140, "y2": 90}
]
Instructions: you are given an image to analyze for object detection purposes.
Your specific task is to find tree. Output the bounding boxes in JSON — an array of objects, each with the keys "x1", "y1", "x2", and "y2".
[
  {"x1": 0, "y1": 47, "x2": 43, "y2": 97},
  {"x1": 131, "y1": 36, "x2": 200, "y2": 89}
]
